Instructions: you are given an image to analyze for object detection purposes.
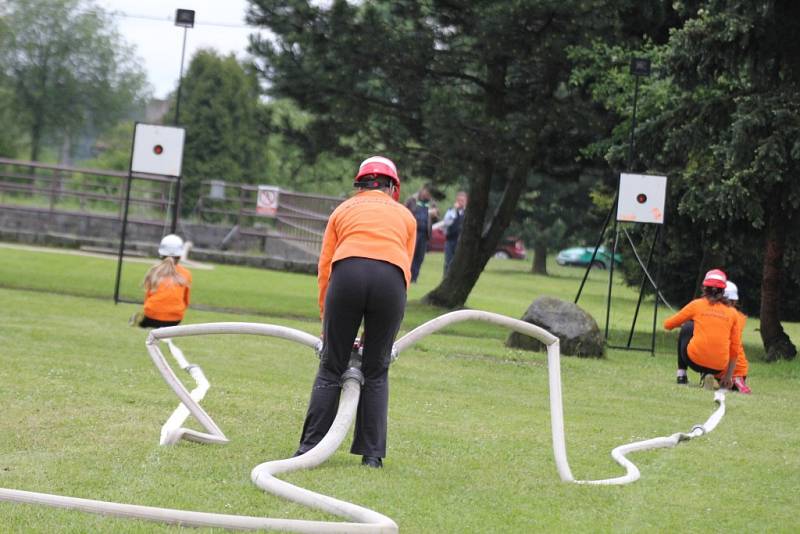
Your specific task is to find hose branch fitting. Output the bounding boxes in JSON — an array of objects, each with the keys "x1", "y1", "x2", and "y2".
[{"x1": 342, "y1": 343, "x2": 364, "y2": 385}]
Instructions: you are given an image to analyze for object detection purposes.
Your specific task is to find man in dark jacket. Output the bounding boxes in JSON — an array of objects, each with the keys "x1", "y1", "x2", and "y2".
[
  {"x1": 405, "y1": 184, "x2": 438, "y2": 282},
  {"x1": 442, "y1": 191, "x2": 467, "y2": 275}
]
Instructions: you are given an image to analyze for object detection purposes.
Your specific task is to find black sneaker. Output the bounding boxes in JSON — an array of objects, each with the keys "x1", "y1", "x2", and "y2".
[
  {"x1": 676, "y1": 375, "x2": 688, "y2": 385},
  {"x1": 361, "y1": 456, "x2": 383, "y2": 468}
]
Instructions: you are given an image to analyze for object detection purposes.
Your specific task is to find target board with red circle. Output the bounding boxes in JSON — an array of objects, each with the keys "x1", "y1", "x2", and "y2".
[
  {"x1": 130, "y1": 123, "x2": 186, "y2": 177},
  {"x1": 616, "y1": 173, "x2": 667, "y2": 225}
]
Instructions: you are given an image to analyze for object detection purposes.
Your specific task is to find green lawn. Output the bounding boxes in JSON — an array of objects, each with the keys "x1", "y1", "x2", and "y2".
[{"x1": 1, "y1": 244, "x2": 799, "y2": 532}]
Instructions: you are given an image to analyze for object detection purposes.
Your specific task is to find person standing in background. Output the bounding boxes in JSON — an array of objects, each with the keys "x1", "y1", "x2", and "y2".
[
  {"x1": 442, "y1": 191, "x2": 468, "y2": 275},
  {"x1": 405, "y1": 184, "x2": 438, "y2": 282}
]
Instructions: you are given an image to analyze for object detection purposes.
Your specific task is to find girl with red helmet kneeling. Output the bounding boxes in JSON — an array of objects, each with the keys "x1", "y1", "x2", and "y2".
[{"x1": 664, "y1": 269, "x2": 740, "y2": 389}]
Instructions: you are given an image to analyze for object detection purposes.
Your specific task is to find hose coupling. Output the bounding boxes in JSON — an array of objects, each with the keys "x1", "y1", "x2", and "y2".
[
  {"x1": 341, "y1": 367, "x2": 365, "y2": 386},
  {"x1": 690, "y1": 424, "x2": 706, "y2": 435}
]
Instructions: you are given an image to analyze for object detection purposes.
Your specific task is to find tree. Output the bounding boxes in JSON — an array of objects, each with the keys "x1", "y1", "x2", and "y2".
[
  {"x1": 248, "y1": 0, "x2": 620, "y2": 308},
  {"x1": 0, "y1": 82, "x2": 23, "y2": 157},
  {"x1": 572, "y1": 1, "x2": 800, "y2": 361},
  {"x1": 0, "y1": 0, "x2": 147, "y2": 162},
  {"x1": 513, "y1": 169, "x2": 607, "y2": 275},
  {"x1": 166, "y1": 50, "x2": 270, "y2": 213},
  {"x1": 661, "y1": 0, "x2": 800, "y2": 361},
  {"x1": 263, "y1": 98, "x2": 356, "y2": 196}
]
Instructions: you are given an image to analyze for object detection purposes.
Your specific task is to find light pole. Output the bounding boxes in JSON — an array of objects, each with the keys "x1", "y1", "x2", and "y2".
[
  {"x1": 628, "y1": 57, "x2": 651, "y2": 168},
  {"x1": 171, "y1": 8, "x2": 194, "y2": 233},
  {"x1": 575, "y1": 57, "x2": 652, "y2": 307}
]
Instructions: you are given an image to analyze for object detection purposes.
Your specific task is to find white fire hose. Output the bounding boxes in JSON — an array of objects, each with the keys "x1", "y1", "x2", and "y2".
[{"x1": 0, "y1": 311, "x2": 728, "y2": 531}]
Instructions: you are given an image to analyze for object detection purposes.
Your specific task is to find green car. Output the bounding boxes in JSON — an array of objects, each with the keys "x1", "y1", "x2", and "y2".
[{"x1": 555, "y1": 246, "x2": 622, "y2": 269}]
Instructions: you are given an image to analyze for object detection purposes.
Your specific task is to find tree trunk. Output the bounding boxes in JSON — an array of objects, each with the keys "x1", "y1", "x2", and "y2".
[
  {"x1": 422, "y1": 159, "x2": 528, "y2": 308},
  {"x1": 532, "y1": 241, "x2": 547, "y2": 275},
  {"x1": 30, "y1": 116, "x2": 43, "y2": 163},
  {"x1": 423, "y1": 58, "x2": 524, "y2": 309},
  {"x1": 759, "y1": 197, "x2": 797, "y2": 361}
]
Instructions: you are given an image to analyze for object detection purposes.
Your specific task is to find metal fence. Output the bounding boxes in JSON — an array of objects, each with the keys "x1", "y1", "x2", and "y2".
[
  {"x1": 193, "y1": 180, "x2": 343, "y2": 257},
  {"x1": 0, "y1": 157, "x2": 342, "y2": 264},
  {"x1": 0, "y1": 157, "x2": 175, "y2": 221}
]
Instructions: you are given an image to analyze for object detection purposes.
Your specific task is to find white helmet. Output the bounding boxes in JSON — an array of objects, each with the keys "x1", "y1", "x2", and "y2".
[
  {"x1": 724, "y1": 281, "x2": 739, "y2": 301},
  {"x1": 158, "y1": 234, "x2": 184, "y2": 257}
]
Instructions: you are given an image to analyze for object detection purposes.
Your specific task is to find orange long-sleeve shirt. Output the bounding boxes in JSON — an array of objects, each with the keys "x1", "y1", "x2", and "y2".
[
  {"x1": 732, "y1": 309, "x2": 749, "y2": 377},
  {"x1": 317, "y1": 190, "x2": 417, "y2": 318},
  {"x1": 143, "y1": 264, "x2": 192, "y2": 322},
  {"x1": 663, "y1": 297, "x2": 740, "y2": 370}
]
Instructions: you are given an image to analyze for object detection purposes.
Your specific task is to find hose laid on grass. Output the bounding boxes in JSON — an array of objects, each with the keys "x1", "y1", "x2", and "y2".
[
  {"x1": 0, "y1": 312, "x2": 728, "y2": 531},
  {"x1": 159, "y1": 338, "x2": 218, "y2": 445},
  {"x1": 0, "y1": 323, "x2": 396, "y2": 533},
  {"x1": 573, "y1": 389, "x2": 726, "y2": 485},
  {"x1": 393, "y1": 310, "x2": 728, "y2": 486}
]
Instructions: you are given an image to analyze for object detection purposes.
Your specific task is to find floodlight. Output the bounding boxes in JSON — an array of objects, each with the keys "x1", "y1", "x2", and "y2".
[
  {"x1": 175, "y1": 9, "x2": 195, "y2": 28},
  {"x1": 630, "y1": 57, "x2": 651, "y2": 76}
]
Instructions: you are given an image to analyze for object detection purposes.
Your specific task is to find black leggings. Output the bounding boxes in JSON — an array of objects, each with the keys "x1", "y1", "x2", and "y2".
[
  {"x1": 677, "y1": 321, "x2": 722, "y2": 375},
  {"x1": 298, "y1": 257, "x2": 407, "y2": 458},
  {"x1": 139, "y1": 316, "x2": 181, "y2": 328}
]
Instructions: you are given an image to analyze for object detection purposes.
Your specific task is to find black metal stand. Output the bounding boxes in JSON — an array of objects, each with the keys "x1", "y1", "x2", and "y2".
[
  {"x1": 627, "y1": 225, "x2": 659, "y2": 347},
  {"x1": 603, "y1": 224, "x2": 665, "y2": 355},
  {"x1": 576, "y1": 57, "x2": 662, "y2": 354},
  {"x1": 170, "y1": 26, "x2": 188, "y2": 234},
  {"x1": 574, "y1": 193, "x2": 617, "y2": 304},
  {"x1": 113, "y1": 130, "x2": 140, "y2": 304},
  {"x1": 603, "y1": 217, "x2": 620, "y2": 341},
  {"x1": 651, "y1": 225, "x2": 664, "y2": 355},
  {"x1": 113, "y1": 170, "x2": 133, "y2": 304}
]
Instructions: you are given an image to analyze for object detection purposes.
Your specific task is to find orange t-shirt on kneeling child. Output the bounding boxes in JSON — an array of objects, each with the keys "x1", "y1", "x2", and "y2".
[{"x1": 143, "y1": 264, "x2": 192, "y2": 322}]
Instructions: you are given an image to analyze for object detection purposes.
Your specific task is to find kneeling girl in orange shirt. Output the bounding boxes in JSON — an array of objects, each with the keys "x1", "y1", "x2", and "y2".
[
  {"x1": 135, "y1": 234, "x2": 192, "y2": 328},
  {"x1": 663, "y1": 269, "x2": 740, "y2": 389}
]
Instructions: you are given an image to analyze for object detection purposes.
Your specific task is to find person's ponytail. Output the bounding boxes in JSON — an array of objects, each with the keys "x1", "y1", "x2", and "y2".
[
  {"x1": 143, "y1": 257, "x2": 187, "y2": 292},
  {"x1": 702, "y1": 285, "x2": 725, "y2": 304}
]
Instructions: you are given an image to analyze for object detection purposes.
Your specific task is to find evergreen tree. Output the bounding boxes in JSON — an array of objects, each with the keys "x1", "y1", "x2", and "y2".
[
  {"x1": 572, "y1": 1, "x2": 800, "y2": 360},
  {"x1": 168, "y1": 50, "x2": 270, "y2": 213},
  {"x1": 247, "y1": 0, "x2": 619, "y2": 307}
]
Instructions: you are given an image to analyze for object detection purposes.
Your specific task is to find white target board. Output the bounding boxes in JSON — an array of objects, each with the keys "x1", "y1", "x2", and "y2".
[
  {"x1": 616, "y1": 173, "x2": 667, "y2": 225},
  {"x1": 131, "y1": 123, "x2": 186, "y2": 177},
  {"x1": 256, "y1": 185, "x2": 280, "y2": 217}
]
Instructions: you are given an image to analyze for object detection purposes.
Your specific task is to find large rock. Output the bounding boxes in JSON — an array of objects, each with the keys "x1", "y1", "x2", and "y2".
[{"x1": 506, "y1": 297, "x2": 605, "y2": 358}]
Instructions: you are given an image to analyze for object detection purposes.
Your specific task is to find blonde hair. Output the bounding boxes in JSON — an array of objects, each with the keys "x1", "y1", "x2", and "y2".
[{"x1": 143, "y1": 257, "x2": 187, "y2": 292}]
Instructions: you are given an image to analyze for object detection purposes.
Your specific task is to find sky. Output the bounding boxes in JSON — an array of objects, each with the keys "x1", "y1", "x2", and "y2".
[{"x1": 96, "y1": 0, "x2": 266, "y2": 99}]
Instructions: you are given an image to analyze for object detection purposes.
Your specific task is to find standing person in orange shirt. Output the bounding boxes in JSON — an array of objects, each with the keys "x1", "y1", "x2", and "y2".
[
  {"x1": 723, "y1": 281, "x2": 752, "y2": 394},
  {"x1": 133, "y1": 234, "x2": 192, "y2": 328},
  {"x1": 663, "y1": 269, "x2": 740, "y2": 389},
  {"x1": 295, "y1": 156, "x2": 416, "y2": 468}
]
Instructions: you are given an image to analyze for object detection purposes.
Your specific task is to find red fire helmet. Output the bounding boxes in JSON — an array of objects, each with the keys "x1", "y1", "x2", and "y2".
[
  {"x1": 702, "y1": 268, "x2": 727, "y2": 289},
  {"x1": 354, "y1": 156, "x2": 400, "y2": 201}
]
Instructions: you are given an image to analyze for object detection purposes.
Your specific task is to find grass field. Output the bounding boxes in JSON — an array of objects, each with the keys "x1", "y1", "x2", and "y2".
[{"x1": 1, "y1": 243, "x2": 799, "y2": 532}]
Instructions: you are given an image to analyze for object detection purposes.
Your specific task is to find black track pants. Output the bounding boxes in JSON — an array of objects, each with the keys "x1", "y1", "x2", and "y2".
[{"x1": 298, "y1": 257, "x2": 406, "y2": 458}]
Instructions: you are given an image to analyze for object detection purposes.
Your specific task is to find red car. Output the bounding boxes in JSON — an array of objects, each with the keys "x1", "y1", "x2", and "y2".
[{"x1": 428, "y1": 223, "x2": 526, "y2": 259}]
